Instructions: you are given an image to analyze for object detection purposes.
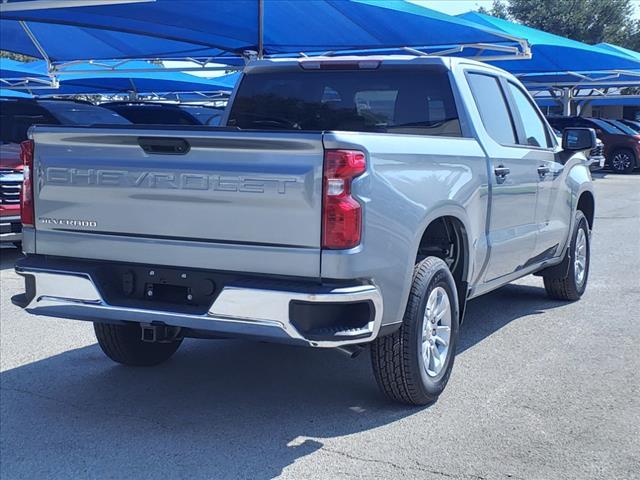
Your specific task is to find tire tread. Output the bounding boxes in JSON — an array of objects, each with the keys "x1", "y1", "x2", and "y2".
[
  {"x1": 371, "y1": 257, "x2": 455, "y2": 405},
  {"x1": 542, "y1": 210, "x2": 589, "y2": 301}
]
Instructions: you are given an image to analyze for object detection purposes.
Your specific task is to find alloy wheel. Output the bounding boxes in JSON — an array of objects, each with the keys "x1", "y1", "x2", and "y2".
[{"x1": 421, "y1": 286, "x2": 452, "y2": 377}]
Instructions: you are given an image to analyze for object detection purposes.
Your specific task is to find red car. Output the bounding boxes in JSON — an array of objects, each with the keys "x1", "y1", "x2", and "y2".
[
  {"x1": 0, "y1": 97, "x2": 130, "y2": 247},
  {"x1": 0, "y1": 143, "x2": 23, "y2": 247}
]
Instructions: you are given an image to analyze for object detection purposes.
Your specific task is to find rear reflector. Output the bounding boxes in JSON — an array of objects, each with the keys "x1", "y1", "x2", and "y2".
[
  {"x1": 322, "y1": 150, "x2": 366, "y2": 249},
  {"x1": 20, "y1": 140, "x2": 34, "y2": 227}
]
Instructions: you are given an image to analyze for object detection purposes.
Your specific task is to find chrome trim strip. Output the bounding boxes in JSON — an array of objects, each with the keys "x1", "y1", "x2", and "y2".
[
  {"x1": 17, "y1": 267, "x2": 383, "y2": 348},
  {"x1": 0, "y1": 232, "x2": 22, "y2": 242}
]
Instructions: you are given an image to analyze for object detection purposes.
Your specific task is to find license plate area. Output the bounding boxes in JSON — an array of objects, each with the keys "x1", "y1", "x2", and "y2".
[
  {"x1": 145, "y1": 283, "x2": 190, "y2": 305},
  {"x1": 95, "y1": 264, "x2": 217, "y2": 314}
]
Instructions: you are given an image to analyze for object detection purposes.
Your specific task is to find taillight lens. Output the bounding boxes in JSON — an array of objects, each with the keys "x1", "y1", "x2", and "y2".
[
  {"x1": 20, "y1": 139, "x2": 35, "y2": 226},
  {"x1": 322, "y1": 149, "x2": 366, "y2": 249}
]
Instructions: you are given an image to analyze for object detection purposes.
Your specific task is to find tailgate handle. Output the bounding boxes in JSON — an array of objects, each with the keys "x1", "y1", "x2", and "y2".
[{"x1": 138, "y1": 137, "x2": 190, "y2": 155}]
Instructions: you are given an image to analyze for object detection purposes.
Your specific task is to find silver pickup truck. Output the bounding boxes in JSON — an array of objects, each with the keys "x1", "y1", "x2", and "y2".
[{"x1": 13, "y1": 56, "x2": 596, "y2": 405}]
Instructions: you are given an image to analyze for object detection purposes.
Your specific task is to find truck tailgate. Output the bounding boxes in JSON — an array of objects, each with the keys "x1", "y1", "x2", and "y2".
[{"x1": 31, "y1": 126, "x2": 324, "y2": 277}]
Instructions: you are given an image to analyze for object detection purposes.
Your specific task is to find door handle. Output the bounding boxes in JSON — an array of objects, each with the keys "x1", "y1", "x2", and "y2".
[
  {"x1": 494, "y1": 165, "x2": 510, "y2": 178},
  {"x1": 138, "y1": 137, "x2": 190, "y2": 155},
  {"x1": 537, "y1": 165, "x2": 550, "y2": 177}
]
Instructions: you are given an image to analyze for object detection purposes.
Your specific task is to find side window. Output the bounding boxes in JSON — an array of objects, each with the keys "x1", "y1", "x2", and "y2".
[
  {"x1": 507, "y1": 82, "x2": 551, "y2": 148},
  {"x1": 467, "y1": 73, "x2": 516, "y2": 145}
]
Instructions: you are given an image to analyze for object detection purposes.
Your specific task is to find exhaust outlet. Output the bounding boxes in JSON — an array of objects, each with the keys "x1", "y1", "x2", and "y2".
[{"x1": 336, "y1": 344, "x2": 365, "y2": 359}]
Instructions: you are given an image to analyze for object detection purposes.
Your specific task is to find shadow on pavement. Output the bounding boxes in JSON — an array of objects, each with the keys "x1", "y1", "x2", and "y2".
[
  {"x1": 0, "y1": 280, "x2": 566, "y2": 478},
  {"x1": 458, "y1": 282, "x2": 565, "y2": 354},
  {"x1": 0, "y1": 246, "x2": 22, "y2": 271},
  {"x1": 1, "y1": 339, "x2": 413, "y2": 479},
  {"x1": 591, "y1": 170, "x2": 640, "y2": 180}
]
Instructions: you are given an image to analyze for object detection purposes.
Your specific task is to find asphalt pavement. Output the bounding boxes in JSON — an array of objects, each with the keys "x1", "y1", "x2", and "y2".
[{"x1": 1, "y1": 172, "x2": 638, "y2": 480}]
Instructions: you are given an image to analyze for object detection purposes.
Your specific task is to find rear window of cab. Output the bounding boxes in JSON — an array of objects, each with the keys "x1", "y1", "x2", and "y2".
[{"x1": 228, "y1": 68, "x2": 462, "y2": 137}]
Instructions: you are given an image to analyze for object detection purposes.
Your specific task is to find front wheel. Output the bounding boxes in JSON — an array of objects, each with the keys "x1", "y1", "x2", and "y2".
[
  {"x1": 370, "y1": 257, "x2": 459, "y2": 405},
  {"x1": 609, "y1": 148, "x2": 636, "y2": 174},
  {"x1": 542, "y1": 210, "x2": 590, "y2": 301}
]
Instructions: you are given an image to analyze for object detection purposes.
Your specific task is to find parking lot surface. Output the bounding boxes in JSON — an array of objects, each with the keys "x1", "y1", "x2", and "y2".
[{"x1": 1, "y1": 172, "x2": 639, "y2": 480}]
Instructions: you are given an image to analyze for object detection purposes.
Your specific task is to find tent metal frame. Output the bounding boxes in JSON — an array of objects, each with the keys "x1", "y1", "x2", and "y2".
[
  {"x1": 0, "y1": 75, "x2": 58, "y2": 89},
  {"x1": 532, "y1": 87, "x2": 640, "y2": 115},
  {"x1": 520, "y1": 70, "x2": 640, "y2": 115},
  {"x1": 5, "y1": 0, "x2": 531, "y2": 79},
  {"x1": 519, "y1": 69, "x2": 640, "y2": 89}
]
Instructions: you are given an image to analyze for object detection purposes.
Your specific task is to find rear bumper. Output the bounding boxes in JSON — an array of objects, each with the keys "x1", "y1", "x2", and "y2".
[
  {"x1": 0, "y1": 215, "x2": 21, "y2": 242},
  {"x1": 13, "y1": 259, "x2": 383, "y2": 348}
]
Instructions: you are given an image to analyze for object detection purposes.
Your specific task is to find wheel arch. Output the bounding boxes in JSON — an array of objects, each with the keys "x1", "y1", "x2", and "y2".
[
  {"x1": 577, "y1": 190, "x2": 595, "y2": 229},
  {"x1": 413, "y1": 210, "x2": 473, "y2": 322}
]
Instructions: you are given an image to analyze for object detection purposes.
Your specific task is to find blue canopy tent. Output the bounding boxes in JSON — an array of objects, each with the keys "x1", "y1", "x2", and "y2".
[
  {"x1": 595, "y1": 43, "x2": 640, "y2": 62},
  {"x1": 458, "y1": 12, "x2": 640, "y2": 74},
  {"x1": 0, "y1": 57, "x2": 53, "y2": 89},
  {"x1": 1, "y1": 58, "x2": 240, "y2": 95},
  {"x1": 1, "y1": 0, "x2": 529, "y2": 71},
  {"x1": 519, "y1": 70, "x2": 640, "y2": 90},
  {"x1": 536, "y1": 96, "x2": 640, "y2": 108},
  {"x1": 459, "y1": 12, "x2": 640, "y2": 115},
  {"x1": 0, "y1": 88, "x2": 32, "y2": 98}
]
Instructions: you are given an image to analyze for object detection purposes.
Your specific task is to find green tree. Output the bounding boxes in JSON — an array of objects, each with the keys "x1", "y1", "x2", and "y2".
[
  {"x1": 0, "y1": 50, "x2": 37, "y2": 62},
  {"x1": 478, "y1": 0, "x2": 509, "y2": 20},
  {"x1": 478, "y1": 0, "x2": 640, "y2": 50}
]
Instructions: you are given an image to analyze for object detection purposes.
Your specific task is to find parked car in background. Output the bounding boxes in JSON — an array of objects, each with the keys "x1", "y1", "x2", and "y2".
[
  {"x1": 619, "y1": 119, "x2": 640, "y2": 131},
  {"x1": 547, "y1": 116, "x2": 640, "y2": 174},
  {"x1": 0, "y1": 98, "x2": 130, "y2": 247},
  {"x1": 14, "y1": 57, "x2": 596, "y2": 405},
  {"x1": 588, "y1": 137, "x2": 605, "y2": 171},
  {"x1": 603, "y1": 118, "x2": 640, "y2": 136},
  {"x1": 101, "y1": 102, "x2": 225, "y2": 126},
  {"x1": 0, "y1": 143, "x2": 23, "y2": 247}
]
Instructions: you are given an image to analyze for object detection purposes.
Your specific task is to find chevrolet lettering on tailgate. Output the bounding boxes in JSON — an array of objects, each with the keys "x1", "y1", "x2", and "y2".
[{"x1": 45, "y1": 168, "x2": 298, "y2": 194}]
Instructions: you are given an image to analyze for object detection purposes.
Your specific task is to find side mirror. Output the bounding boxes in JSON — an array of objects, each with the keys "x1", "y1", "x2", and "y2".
[{"x1": 562, "y1": 127, "x2": 597, "y2": 151}]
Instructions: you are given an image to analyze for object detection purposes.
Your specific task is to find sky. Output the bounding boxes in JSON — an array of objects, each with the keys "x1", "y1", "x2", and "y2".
[{"x1": 413, "y1": 0, "x2": 640, "y2": 19}]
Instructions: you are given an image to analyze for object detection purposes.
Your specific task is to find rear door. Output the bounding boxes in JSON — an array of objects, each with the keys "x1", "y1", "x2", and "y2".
[
  {"x1": 466, "y1": 71, "x2": 539, "y2": 281},
  {"x1": 503, "y1": 81, "x2": 569, "y2": 261}
]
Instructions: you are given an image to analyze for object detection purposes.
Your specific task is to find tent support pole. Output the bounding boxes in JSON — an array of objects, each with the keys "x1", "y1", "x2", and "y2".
[
  {"x1": 257, "y1": 0, "x2": 264, "y2": 59},
  {"x1": 19, "y1": 20, "x2": 53, "y2": 73},
  {"x1": 128, "y1": 78, "x2": 138, "y2": 100},
  {"x1": 561, "y1": 88, "x2": 572, "y2": 116}
]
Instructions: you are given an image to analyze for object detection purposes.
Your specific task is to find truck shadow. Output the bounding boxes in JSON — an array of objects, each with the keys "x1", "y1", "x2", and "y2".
[
  {"x1": 0, "y1": 246, "x2": 22, "y2": 271},
  {"x1": 0, "y1": 282, "x2": 566, "y2": 478},
  {"x1": 458, "y1": 282, "x2": 566, "y2": 354},
  {"x1": 591, "y1": 170, "x2": 640, "y2": 180}
]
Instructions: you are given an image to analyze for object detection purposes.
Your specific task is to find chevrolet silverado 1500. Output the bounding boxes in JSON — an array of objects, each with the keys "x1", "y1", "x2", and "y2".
[{"x1": 12, "y1": 57, "x2": 596, "y2": 405}]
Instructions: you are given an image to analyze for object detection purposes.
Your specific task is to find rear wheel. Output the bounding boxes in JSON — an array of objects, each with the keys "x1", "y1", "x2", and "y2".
[
  {"x1": 94, "y1": 323, "x2": 182, "y2": 366},
  {"x1": 609, "y1": 148, "x2": 635, "y2": 174},
  {"x1": 370, "y1": 257, "x2": 459, "y2": 405},
  {"x1": 542, "y1": 210, "x2": 590, "y2": 301}
]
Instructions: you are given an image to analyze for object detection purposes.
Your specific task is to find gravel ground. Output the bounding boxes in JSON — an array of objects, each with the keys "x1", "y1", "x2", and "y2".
[{"x1": 1, "y1": 172, "x2": 638, "y2": 480}]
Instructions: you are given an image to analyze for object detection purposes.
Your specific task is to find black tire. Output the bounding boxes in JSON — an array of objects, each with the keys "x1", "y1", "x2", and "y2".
[
  {"x1": 370, "y1": 257, "x2": 459, "y2": 405},
  {"x1": 543, "y1": 210, "x2": 590, "y2": 301},
  {"x1": 12, "y1": 242, "x2": 22, "y2": 250},
  {"x1": 94, "y1": 322, "x2": 182, "y2": 366},
  {"x1": 609, "y1": 148, "x2": 636, "y2": 174}
]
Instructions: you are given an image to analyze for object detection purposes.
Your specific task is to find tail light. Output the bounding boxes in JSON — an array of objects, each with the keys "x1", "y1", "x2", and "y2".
[
  {"x1": 20, "y1": 140, "x2": 35, "y2": 226},
  {"x1": 322, "y1": 149, "x2": 366, "y2": 249}
]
